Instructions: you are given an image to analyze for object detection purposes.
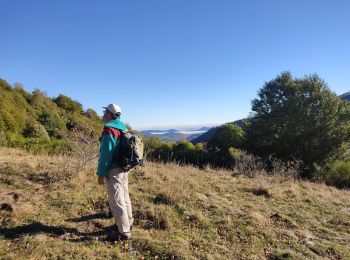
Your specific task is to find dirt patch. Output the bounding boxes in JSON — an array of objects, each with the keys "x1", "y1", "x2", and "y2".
[
  {"x1": 270, "y1": 213, "x2": 297, "y2": 229},
  {"x1": 27, "y1": 171, "x2": 67, "y2": 184},
  {"x1": 152, "y1": 193, "x2": 174, "y2": 205},
  {"x1": 251, "y1": 187, "x2": 272, "y2": 198}
]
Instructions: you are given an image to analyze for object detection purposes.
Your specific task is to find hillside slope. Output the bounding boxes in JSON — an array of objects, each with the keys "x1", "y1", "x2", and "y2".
[
  {"x1": 0, "y1": 79, "x2": 102, "y2": 149},
  {"x1": 0, "y1": 147, "x2": 349, "y2": 259},
  {"x1": 192, "y1": 119, "x2": 243, "y2": 144}
]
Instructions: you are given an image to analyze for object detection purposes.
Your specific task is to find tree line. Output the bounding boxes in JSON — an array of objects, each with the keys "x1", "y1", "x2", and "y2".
[
  {"x1": 145, "y1": 72, "x2": 350, "y2": 188},
  {"x1": 1, "y1": 73, "x2": 349, "y2": 188},
  {"x1": 0, "y1": 79, "x2": 103, "y2": 154}
]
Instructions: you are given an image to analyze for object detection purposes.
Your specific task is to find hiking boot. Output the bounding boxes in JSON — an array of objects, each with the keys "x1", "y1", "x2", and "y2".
[
  {"x1": 107, "y1": 225, "x2": 132, "y2": 242},
  {"x1": 106, "y1": 206, "x2": 113, "y2": 218},
  {"x1": 119, "y1": 233, "x2": 132, "y2": 241},
  {"x1": 107, "y1": 232, "x2": 132, "y2": 241}
]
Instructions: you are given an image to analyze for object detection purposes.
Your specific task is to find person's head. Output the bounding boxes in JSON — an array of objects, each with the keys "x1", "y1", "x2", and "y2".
[{"x1": 102, "y1": 104, "x2": 122, "y2": 123}]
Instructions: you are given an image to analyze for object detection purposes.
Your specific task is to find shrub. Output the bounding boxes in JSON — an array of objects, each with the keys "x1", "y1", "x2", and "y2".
[
  {"x1": 0, "y1": 117, "x2": 4, "y2": 132},
  {"x1": 84, "y1": 108, "x2": 101, "y2": 121},
  {"x1": 38, "y1": 111, "x2": 66, "y2": 138},
  {"x1": 0, "y1": 79, "x2": 12, "y2": 91},
  {"x1": 325, "y1": 161, "x2": 350, "y2": 189},
  {"x1": 207, "y1": 123, "x2": 244, "y2": 152},
  {"x1": 23, "y1": 122, "x2": 50, "y2": 139},
  {"x1": 0, "y1": 131, "x2": 7, "y2": 146},
  {"x1": 54, "y1": 94, "x2": 83, "y2": 114},
  {"x1": 0, "y1": 109, "x2": 18, "y2": 133}
]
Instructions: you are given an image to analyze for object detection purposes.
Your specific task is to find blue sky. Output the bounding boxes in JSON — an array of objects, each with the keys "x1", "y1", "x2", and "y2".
[{"x1": 1, "y1": 0, "x2": 349, "y2": 129}]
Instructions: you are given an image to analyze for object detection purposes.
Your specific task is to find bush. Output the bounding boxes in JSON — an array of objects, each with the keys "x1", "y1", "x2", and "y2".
[
  {"x1": 23, "y1": 122, "x2": 50, "y2": 139},
  {"x1": 54, "y1": 94, "x2": 83, "y2": 114},
  {"x1": 0, "y1": 117, "x2": 4, "y2": 132},
  {"x1": 84, "y1": 108, "x2": 101, "y2": 121},
  {"x1": 6, "y1": 133, "x2": 68, "y2": 155},
  {"x1": 145, "y1": 137, "x2": 174, "y2": 161},
  {"x1": 38, "y1": 111, "x2": 66, "y2": 138},
  {"x1": 207, "y1": 123, "x2": 244, "y2": 152},
  {"x1": 0, "y1": 109, "x2": 18, "y2": 133},
  {"x1": 325, "y1": 161, "x2": 350, "y2": 189},
  {"x1": 0, "y1": 79, "x2": 12, "y2": 91},
  {"x1": 0, "y1": 131, "x2": 7, "y2": 146}
]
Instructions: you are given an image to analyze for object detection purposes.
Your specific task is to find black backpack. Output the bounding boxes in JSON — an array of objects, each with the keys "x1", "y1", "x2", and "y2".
[{"x1": 115, "y1": 131, "x2": 144, "y2": 170}]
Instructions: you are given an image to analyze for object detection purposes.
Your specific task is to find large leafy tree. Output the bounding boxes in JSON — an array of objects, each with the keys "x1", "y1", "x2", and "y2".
[
  {"x1": 54, "y1": 94, "x2": 83, "y2": 114},
  {"x1": 207, "y1": 123, "x2": 244, "y2": 152},
  {"x1": 245, "y1": 72, "x2": 350, "y2": 173}
]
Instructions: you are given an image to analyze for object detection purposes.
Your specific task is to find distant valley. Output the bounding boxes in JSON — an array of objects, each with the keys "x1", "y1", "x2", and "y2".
[
  {"x1": 141, "y1": 90, "x2": 349, "y2": 143},
  {"x1": 141, "y1": 127, "x2": 212, "y2": 142}
]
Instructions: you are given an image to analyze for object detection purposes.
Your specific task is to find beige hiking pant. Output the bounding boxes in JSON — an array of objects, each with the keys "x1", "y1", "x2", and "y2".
[{"x1": 106, "y1": 167, "x2": 133, "y2": 237}]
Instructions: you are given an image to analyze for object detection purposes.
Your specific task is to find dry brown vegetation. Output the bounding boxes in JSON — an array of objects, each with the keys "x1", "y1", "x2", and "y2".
[{"x1": 0, "y1": 147, "x2": 349, "y2": 259}]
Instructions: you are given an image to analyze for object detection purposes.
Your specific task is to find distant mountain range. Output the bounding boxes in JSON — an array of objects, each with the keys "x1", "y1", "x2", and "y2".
[
  {"x1": 193, "y1": 92, "x2": 350, "y2": 144},
  {"x1": 191, "y1": 119, "x2": 244, "y2": 144},
  {"x1": 141, "y1": 127, "x2": 212, "y2": 142},
  {"x1": 142, "y1": 92, "x2": 349, "y2": 143},
  {"x1": 340, "y1": 92, "x2": 350, "y2": 101}
]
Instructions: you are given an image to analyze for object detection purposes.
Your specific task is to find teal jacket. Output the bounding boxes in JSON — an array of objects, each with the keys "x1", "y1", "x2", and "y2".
[{"x1": 97, "y1": 118, "x2": 127, "y2": 177}]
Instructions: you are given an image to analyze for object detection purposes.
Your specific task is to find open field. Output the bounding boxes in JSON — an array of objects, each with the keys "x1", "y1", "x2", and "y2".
[{"x1": 0, "y1": 147, "x2": 349, "y2": 259}]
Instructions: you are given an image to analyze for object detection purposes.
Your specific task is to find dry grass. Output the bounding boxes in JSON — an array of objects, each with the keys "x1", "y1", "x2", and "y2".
[{"x1": 0, "y1": 147, "x2": 349, "y2": 259}]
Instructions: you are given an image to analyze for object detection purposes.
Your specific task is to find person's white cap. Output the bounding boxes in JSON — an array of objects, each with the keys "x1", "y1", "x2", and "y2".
[{"x1": 103, "y1": 104, "x2": 122, "y2": 115}]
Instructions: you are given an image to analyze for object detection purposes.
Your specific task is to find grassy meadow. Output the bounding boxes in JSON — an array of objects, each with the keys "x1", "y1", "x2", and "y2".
[{"x1": 0, "y1": 147, "x2": 349, "y2": 259}]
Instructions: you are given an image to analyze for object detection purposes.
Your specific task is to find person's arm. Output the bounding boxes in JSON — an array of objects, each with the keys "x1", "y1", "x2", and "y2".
[{"x1": 97, "y1": 132, "x2": 117, "y2": 177}]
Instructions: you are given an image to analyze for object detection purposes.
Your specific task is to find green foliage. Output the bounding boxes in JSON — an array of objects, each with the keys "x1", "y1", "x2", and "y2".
[
  {"x1": 0, "y1": 117, "x2": 4, "y2": 132},
  {"x1": 38, "y1": 111, "x2": 66, "y2": 138},
  {"x1": 0, "y1": 78, "x2": 103, "y2": 154},
  {"x1": 84, "y1": 108, "x2": 101, "y2": 121},
  {"x1": 145, "y1": 137, "x2": 174, "y2": 161},
  {"x1": 145, "y1": 136, "x2": 234, "y2": 168},
  {"x1": 173, "y1": 141, "x2": 196, "y2": 162},
  {"x1": 22, "y1": 121, "x2": 50, "y2": 139},
  {"x1": 14, "y1": 83, "x2": 31, "y2": 103},
  {"x1": 145, "y1": 136, "x2": 164, "y2": 152},
  {"x1": 30, "y1": 89, "x2": 46, "y2": 110},
  {"x1": 245, "y1": 72, "x2": 350, "y2": 175},
  {"x1": 195, "y1": 143, "x2": 204, "y2": 152},
  {"x1": 0, "y1": 79, "x2": 12, "y2": 91},
  {"x1": 207, "y1": 123, "x2": 244, "y2": 151},
  {"x1": 325, "y1": 161, "x2": 350, "y2": 189},
  {"x1": 7, "y1": 134, "x2": 69, "y2": 155},
  {"x1": 54, "y1": 94, "x2": 83, "y2": 114},
  {"x1": 0, "y1": 109, "x2": 17, "y2": 132}
]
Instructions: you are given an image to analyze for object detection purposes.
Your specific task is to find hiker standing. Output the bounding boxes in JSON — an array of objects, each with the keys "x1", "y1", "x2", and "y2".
[{"x1": 97, "y1": 104, "x2": 133, "y2": 240}]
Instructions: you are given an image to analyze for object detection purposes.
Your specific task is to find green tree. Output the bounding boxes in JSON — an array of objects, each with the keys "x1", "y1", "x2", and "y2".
[
  {"x1": 0, "y1": 79, "x2": 12, "y2": 91},
  {"x1": 0, "y1": 109, "x2": 18, "y2": 132},
  {"x1": 0, "y1": 117, "x2": 5, "y2": 132},
  {"x1": 207, "y1": 123, "x2": 244, "y2": 152},
  {"x1": 54, "y1": 94, "x2": 83, "y2": 114},
  {"x1": 22, "y1": 120, "x2": 50, "y2": 139},
  {"x1": 245, "y1": 72, "x2": 350, "y2": 175},
  {"x1": 38, "y1": 111, "x2": 66, "y2": 138},
  {"x1": 84, "y1": 108, "x2": 101, "y2": 121},
  {"x1": 325, "y1": 161, "x2": 350, "y2": 189}
]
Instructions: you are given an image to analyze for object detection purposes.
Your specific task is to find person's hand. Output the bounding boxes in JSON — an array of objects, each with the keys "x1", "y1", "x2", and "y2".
[{"x1": 98, "y1": 176, "x2": 105, "y2": 185}]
